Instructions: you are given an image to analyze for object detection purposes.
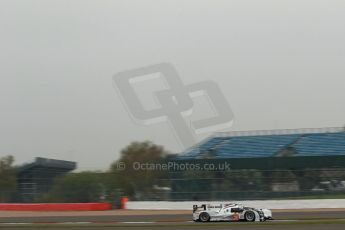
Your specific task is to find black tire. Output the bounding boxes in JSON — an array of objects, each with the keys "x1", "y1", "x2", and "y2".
[
  {"x1": 244, "y1": 211, "x2": 256, "y2": 222},
  {"x1": 199, "y1": 212, "x2": 210, "y2": 222}
]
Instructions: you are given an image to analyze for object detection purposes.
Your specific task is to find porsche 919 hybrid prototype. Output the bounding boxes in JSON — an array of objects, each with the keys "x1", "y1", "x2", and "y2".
[{"x1": 193, "y1": 203, "x2": 273, "y2": 222}]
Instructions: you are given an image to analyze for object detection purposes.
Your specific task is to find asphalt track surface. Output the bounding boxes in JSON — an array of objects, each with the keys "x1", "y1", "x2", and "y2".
[{"x1": 1, "y1": 210, "x2": 345, "y2": 230}]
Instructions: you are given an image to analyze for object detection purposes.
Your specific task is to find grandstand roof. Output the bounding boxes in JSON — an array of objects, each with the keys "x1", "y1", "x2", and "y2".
[
  {"x1": 179, "y1": 127, "x2": 345, "y2": 159},
  {"x1": 18, "y1": 157, "x2": 76, "y2": 174}
]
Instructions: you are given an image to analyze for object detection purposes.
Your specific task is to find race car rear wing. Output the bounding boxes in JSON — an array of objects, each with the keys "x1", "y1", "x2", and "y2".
[{"x1": 193, "y1": 204, "x2": 206, "y2": 213}]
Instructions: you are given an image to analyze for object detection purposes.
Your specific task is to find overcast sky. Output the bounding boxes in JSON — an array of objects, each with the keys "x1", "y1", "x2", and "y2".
[{"x1": 1, "y1": 0, "x2": 344, "y2": 170}]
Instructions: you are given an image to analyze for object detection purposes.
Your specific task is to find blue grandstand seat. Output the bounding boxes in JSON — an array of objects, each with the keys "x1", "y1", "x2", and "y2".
[
  {"x1": 178, "y1": 131, "x2": 345, "y2": 159},
  {"x1": 291, "y1": 133, "x2": 345, "y2": 156}
]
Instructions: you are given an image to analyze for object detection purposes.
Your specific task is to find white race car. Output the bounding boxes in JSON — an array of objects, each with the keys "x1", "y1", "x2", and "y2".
[{"x1": 193, "y1": 203, "x2": 272, "y2": 222}]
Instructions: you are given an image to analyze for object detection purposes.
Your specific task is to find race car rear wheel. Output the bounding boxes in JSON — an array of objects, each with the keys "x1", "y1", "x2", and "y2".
[
  {"x1": 244, "y1": 211, "x2": 256, "y2": 222},
  {"x1": 199, "y1": 212, "x2": 210, "y2": 222}
]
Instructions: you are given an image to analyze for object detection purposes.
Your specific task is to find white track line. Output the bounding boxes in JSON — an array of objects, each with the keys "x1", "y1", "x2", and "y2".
[
  {"x1": 120, "y1": 222, "x2": 156, "y2": 224},
  {"x1": 58, "y1": 222, "x2": 92, "y2": 224}
]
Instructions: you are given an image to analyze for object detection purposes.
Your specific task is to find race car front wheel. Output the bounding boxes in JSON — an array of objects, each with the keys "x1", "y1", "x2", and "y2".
[
  {"x1": 199, "y1": 212, "x2": 210, "y2": 222},
  {"x1": 244, "y1": 211, "x2": 256, "y2": 222}
]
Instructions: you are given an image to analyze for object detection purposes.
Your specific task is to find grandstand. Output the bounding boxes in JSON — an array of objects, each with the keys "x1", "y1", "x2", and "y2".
[
  {"x1": 178, "y1": 127, "x2": 345, "y2": 159},
  {"x1": 168, "y1": 128, "x2": 345, "y2": 200},
  {"x1": 16, "y1": 157, "x2": 76, "y2": 202}
]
